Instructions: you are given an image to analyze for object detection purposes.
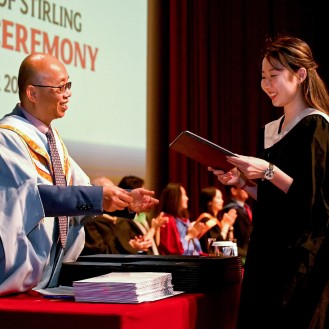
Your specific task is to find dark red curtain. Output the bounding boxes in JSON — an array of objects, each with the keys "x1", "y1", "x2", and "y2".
[{"x1": 147, "y1": 0, "x2": 329, "y2": 219}]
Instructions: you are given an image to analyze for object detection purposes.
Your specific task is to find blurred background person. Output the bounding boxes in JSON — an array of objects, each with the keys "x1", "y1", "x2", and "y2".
[
  {"x1": 81, "y1": 176, "x2": 119, "y2": 255},
  {"x1": 156, "y1": 182, "x2": 205, "y2": 255},
  {"x1": 114, "y1": 175, "x2": 168, "y2": 254},
  {"x1": 91, "y1": 176, "x2": 116, "y2": 187},
  {"x1": 195, "y1": 186, "x2": 237, "y2": 254},
  {"x1": 82, "y1": 175, "x2": 168, "y2": 255},
  {"x1": 223, "y1": 185, "x2": 253, "y2": 266}
]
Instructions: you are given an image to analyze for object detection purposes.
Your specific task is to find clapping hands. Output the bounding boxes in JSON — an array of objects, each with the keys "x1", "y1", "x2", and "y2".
[
  {"x1": 221, "y1": 208, "x2": 237, "y2": 227},
  {"x1": 129, "y1": 235, "x2": 153, "y2": 252},
  {"x1": 187, "y1": 221, "x2": 206, "y2": 240},
  {"x1": 151, "y1": 212, "x2": 169, "y2": 230}
]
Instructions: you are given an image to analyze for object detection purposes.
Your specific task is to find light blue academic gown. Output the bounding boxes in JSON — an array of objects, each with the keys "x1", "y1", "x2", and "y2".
[{"x1": 0, "y1": 105, "x2": 96, "y2": 296}]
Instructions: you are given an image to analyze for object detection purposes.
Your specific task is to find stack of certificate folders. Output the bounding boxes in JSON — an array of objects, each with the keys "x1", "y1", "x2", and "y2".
[{"x1": 73, "y1": 272, "x2": 181, "y2": 303}]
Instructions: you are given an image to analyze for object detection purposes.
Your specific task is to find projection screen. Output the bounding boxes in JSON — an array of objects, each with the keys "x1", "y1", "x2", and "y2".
[{"x1": 0, "y1": 0, "x2": 147, "y2": 183}]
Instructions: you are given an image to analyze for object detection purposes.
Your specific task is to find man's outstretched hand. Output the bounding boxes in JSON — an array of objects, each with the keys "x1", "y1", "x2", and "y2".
[
  {"x1": 129, "y1": 188, "x2": 159, "y2": 213},
  {"x1": 102, "y1": 186, "x2": 159, "y2": 213},
  {"x1": 102, "y1": 185, "x2": 133, "y2": 212}
]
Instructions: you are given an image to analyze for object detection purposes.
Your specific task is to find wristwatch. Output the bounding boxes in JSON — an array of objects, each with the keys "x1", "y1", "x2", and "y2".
[{"x1": 264, "y1": 162, "x2": 274, "y2": 180}]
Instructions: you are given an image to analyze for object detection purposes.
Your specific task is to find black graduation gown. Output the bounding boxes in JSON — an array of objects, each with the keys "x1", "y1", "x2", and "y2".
[
  {"x1": 81, "y1": 215, "x2": 118, "y2": 255},
  {"x1": 237, "y1": 114, "x2": 329, "y2": 329},
  {"x1": 114, "y1": 218, "x2": 154, "y2": 255}
]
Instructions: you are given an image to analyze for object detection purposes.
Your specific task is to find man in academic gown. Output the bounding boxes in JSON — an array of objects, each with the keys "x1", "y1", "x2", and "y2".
[{"x1": 0, "y1": 53, "x2": 158, "y2": 296}]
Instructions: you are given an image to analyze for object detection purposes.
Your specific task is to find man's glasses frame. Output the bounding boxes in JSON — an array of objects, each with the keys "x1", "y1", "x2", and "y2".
[{"x1": 32, "y1": 81, "x2": 72, "y2": 93}]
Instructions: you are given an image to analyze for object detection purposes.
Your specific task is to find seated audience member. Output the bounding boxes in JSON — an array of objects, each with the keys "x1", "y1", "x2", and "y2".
[
  {"x1": 81, "y1": 177, "x2": 119, "y2": 255},
  {"x1": 0, "y1": 53, "x2": 158, "y2": 296},
  {"x1": 114, "y1": 175, "x2": 168, "y2": 254},
  {"x1": 195, "y1": 186, "x2": 237, "y2": 253},
  {"x1": 82, "y1": 175, "x2": 167, "y2": 255},
  {"x1": 112, "y1": 175, "x2": 145, "y2": 219},
  {"x1": 118, "y1": 175, "x2": 144, "y2": 190},
  {"x1": 114, "y1": 216, "x2": 159, "y2": 254},
  {"x1": 91, "y1": 176, "x2": 116, "y2": 187},
  {"x1": 81, "y1": 213, "x2": 119, "y2": 255},
  {"x1": 156, "y1": 183, "x2": 205, "y2": 255},
  {"x1": 223, "y1": 185, "x2": 253, "y2": 265}
]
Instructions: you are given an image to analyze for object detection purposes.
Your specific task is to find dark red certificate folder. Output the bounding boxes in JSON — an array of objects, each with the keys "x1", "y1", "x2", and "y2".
[{"x1": 169, "y1": 130, "x2": 237, "y2": 171}]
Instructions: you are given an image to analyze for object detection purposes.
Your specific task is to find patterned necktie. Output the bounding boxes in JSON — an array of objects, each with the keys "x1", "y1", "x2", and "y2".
[{"x1": 46, "y1": 127, "x2": 68, "y2": 249}]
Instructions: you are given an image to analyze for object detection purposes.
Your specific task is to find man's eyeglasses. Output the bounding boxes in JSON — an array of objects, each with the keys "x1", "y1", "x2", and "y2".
[{"x1": 32, "y1": 82, "x2": 72, "y2": 93}]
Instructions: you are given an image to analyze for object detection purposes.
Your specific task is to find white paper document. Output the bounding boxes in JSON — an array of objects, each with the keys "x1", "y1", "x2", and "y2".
[{"x1": 36, "y1": 286, "x2": 75, "y2": 300}]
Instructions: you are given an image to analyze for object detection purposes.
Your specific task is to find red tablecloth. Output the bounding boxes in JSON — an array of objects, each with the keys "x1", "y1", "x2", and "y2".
[{"x1": 0, "y1": 285, "x2": 240, "y2": 329}]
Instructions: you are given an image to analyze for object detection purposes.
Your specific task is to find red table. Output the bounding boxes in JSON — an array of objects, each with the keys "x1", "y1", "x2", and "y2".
[{"x1": 0, "y1": 284, "x2": 240, "y2": 329}]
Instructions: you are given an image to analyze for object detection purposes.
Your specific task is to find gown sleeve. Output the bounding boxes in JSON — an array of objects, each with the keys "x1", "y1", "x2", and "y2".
[{"x1": 158, "y1": 215, "x2": 184, "y2": 255}]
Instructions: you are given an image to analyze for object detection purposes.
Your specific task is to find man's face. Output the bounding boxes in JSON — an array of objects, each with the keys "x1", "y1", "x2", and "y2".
[{"x1": 33, "y1": 61, "x2": 72, "y2": 125}]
